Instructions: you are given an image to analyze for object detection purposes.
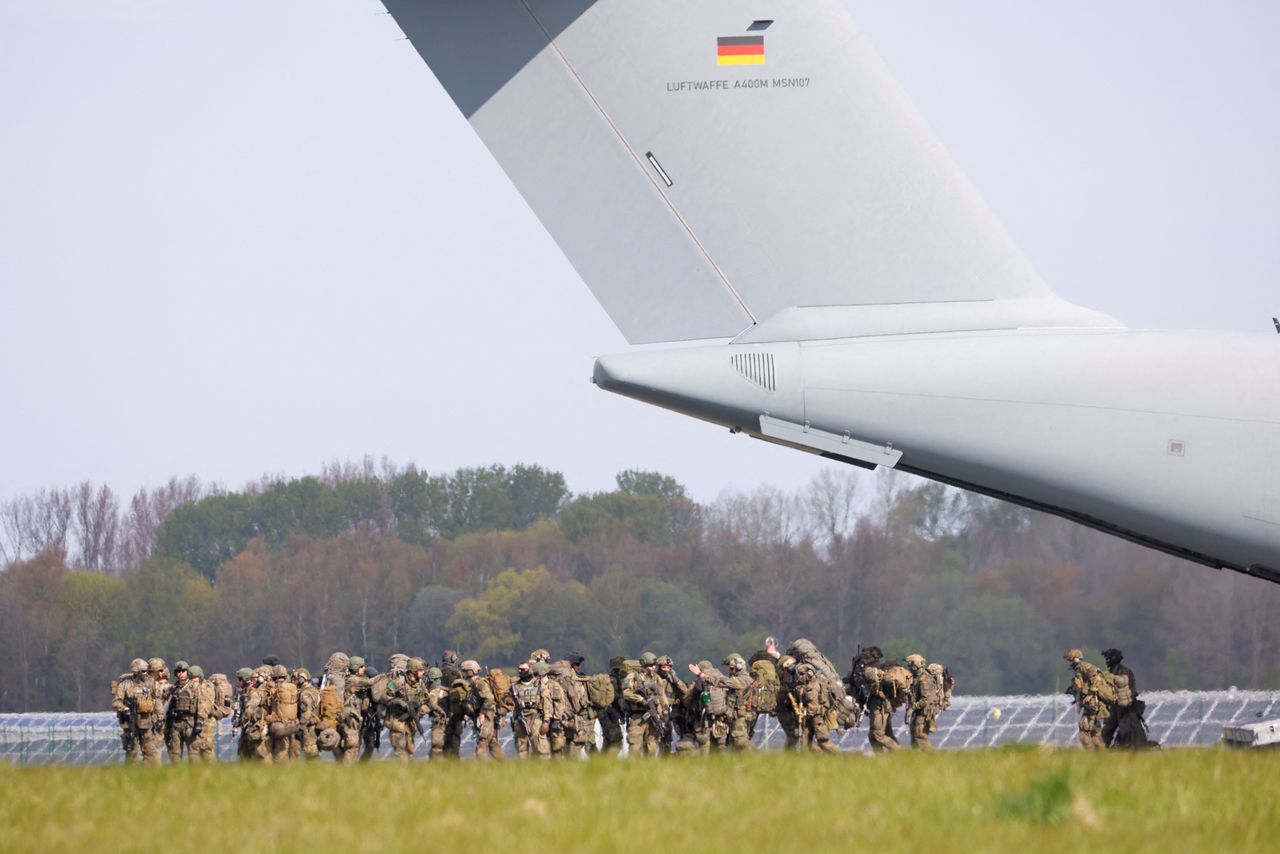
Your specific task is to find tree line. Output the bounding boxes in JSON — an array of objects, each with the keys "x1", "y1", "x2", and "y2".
[{"x1": 2, "y1": 460, "x2": 1278, "y2": 712}]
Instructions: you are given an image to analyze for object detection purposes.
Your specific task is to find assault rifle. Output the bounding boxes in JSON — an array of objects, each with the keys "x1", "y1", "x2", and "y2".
[
  {"x1": 787, "y1": 689, "x2": 807, "y2": 734},
  {"x1": 121, "y1": 696, "x2": 140, "y2": 754}
]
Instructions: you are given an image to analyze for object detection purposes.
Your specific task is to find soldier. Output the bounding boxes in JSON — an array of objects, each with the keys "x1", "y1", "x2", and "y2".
[
  {"x1": 165, "y1": 661, "x2": 199, "y2": 761},
  {"x1": 1065, "y1": 649, "x2": 1109, "y2": 749},
  {"x1": 1100, "y1": 648, "x2": 1145, "y2": 748},
  {"x1": 384, "y1": 657, "x2": 429, "y2": 761},
  {"x1": 511, "y1": 661, "x2": 551, "y2": 759},
  {"x1": 599, "y1": 656, "x2": 627, "y2": 756},
  {"x1": 621, "y1": 652, "x2": 665, "y2": 756},
  {"x1": 424, "y1": 667, "x2": 451, "y2": 759},
  {"x1": 239, "y1": 666, "x2": 273, "y2": 763},
  {"x1": 862, "y1": 660, "x2": 901, "y2": 752},
  {"x1": 565, "y1": 653, "x2": 596, "y2": 756},
  {"x1": 774, "y1": 655, "x2": 801, "y2": 750},
  {"x1": 148, "y1": 657, "x2": 171, "y2": 759},
  {"x1": 529, "y1": 648, "x2": 552, "y2": 665},
  {"x1": 794, "y1": 662, "x2": 840, "y2": 753},
  {"x1": 904, "y1": 654, "x2": 941, "y2": 750},
  {"x1": 262, "y1": 664, "x2": 297, "y2": 764},
  {"x1": 461, "y1": 659, "x2": 503, "y2": 760},
  {"x1": 188, "y1": 666, "x2": 218, "y2": 763},
  {"x1": 292, "y1": 668, "x2": 322, "y2": 760},
  {"x1": 695, "y1": 655, "x2": 753, "y2": 751},
  {"x1": 439, "y1": 650, "x2": 461, "y2": 687},
  {"x1": 535, "y1": 661, "x2": 571, "y2": 757},
  {"x1": 233, "y1": 667, "x2": 255, "y2": 760},
  {"x1": 674, "y1": 660, "x2": 713, "y2": 755},
  {"x1": 654, "y1": 656, "x2": 686, "y2": 753},
  {"x1": 337, "y1": 656, "x2": 370, "y2": 763},
  {"x1": 113, "y1": 658, "x2": 162, "y2": 765}
]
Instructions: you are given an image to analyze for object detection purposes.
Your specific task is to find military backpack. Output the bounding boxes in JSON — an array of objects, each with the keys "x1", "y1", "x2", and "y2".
[
  {"x1": 272, "y1": 680, "x2": 299, "y2": 723},
  {"x1": 489, "y1": 668, "x2": 516, "y2": 713},
  {"x1": 585, "y1": 673, "x2": 616, "y2": 710},
  {"x1": 1109, "y1": 672, "x2": 1134, "y2": 708},
  {"x1": 209, "y1": 673, "x2": 234, "y2": 719},
  {"x1": 748, "y1": 658, "x2": 780, "y2": 714}
]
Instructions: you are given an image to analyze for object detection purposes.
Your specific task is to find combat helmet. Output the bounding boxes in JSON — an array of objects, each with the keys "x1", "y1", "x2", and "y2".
[
  {"x1": 388, "y1": 653, "x2": 409, "y2": 673},
  {"x1": 426, "y1": 667, "x2": 443, "y2": 682},
  {"x1": 656, "y1": 655, "x2": 674, "y2": 668},
  {"x1": 189, "y1": 665, "x2": 204, "y2": 679},
  {"x1": 1064, "y1": 648, "x2": 1083, "y2": 664},
  {"x1": 724, "y1": 654, "x2": 746, "y2": 671},
  {"x1": 236, "y1": 667, "x2": 254, "y2": 681},
  {"x1": 1101, "y1": 648, "x2": 1123, "y2": 666},
  {"x1": 130, "y1": 658, "x2": 148, "y2": 675},
  {"x1": 271, "y1": 664, "x2": 288, "y2": 679},
  {"x1": 528, "y1": 648, "x2": 551, "y2": 663},
  {"x1": 905, "y1": 654, "x2": 926, "y2": 669},
  {"x1": 407, "y1": 657, "x2": 427, "y2": 673},
  {"x1": 639, "y1": 652, "x2": 657, "y2": 666},
  {"x1": 148, "y1": 657, "x2": 167, "y2": 672},
  {"x1": 293, "y1": 667, "x2": 311, "y2": 683},
  {"x1": 460, "y1": 659, "x2": 480, "y2": 675},
  {"x1": 174, "y1": 660, "x2": 190, "y2": 673},
  {"x1": 348, "y1": 655, "x2": 366, "y2": 673},
  {"x1": 778, "y1": 655, "x2": 797, "y2": 671}
]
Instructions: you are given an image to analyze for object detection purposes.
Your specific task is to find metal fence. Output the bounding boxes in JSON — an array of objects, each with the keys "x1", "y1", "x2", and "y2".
[{"x1": 3, "y1": 689, "x2": 1276, "y2": 765}]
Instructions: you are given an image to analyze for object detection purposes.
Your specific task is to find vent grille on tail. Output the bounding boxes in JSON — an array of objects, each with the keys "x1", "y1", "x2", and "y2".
[{"x1": 731, "y1": 352, "x2": 776, "y2": 391}]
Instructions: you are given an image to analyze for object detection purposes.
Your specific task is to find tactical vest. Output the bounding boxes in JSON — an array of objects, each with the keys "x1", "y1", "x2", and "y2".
[
  {"x1": 512, "y1": 679, "x2": 540, "y2": 714},
  {"x1": 173, "y1": 681, "x2": 197, "y2": 716}
]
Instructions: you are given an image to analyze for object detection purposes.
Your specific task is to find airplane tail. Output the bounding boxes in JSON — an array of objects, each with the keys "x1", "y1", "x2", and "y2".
[{"x1": 384, "y1": 0, "x2": 1120, "y2": 343}]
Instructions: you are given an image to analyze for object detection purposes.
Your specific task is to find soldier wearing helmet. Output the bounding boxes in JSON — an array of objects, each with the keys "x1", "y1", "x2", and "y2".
[
  {"x1": 598, "y1": 656, "x2": 628, "y2": 756},
  {"x1": 689, "y1": 654, "x2": 753, "y2": 752},
  {"x1": 112, "y1": 658, "x2": 162, "y2": 765},
  {"x1": 290, "y1": 667, "x2": 322, "y2": 761},
  {"x1": 904, "y1": 654, "x2": 941, "y2": 750},
  {"x1": 621, "y1": 652, "x2": 667, "y2": 757},
  {"x1": 439, "y1": 650, "x2": 461, "y2": 687},
  {"x1": 338, "y1": 656, "x2": 373, "y2": 763},
  {"x1": 166, "y1": 660, "x2": 200, "y2": 762},
  {"x1": 1100, "y1": 648, "x2": 1144, "y2": 748},
  {"x1": 1065, "y1": 649, "x2": 1109, "y2": 749},
  {"x1": 459, "y1": 660, "x2": 503, "y2": 760},
  {"x1": 185, "y1": 666, "x2": 218, "y2": 763},
  {"x1": 792, "y1": 661, "x2": 839, "y2": 753},
  {"x1": 419, "y1": 666, "x2": 449, "y2": 759},
  {"x1": 239, "y1": 663, "x2": 274, "y2": 763},
  {"x1": 652, "y1": 655, "x2": 687, "y2": 754},
  {"x1": 383, "y1": 656, "x2": 429, "y2": 761},
  {"x1": 511, "y1": 660, "x2": 551, "y2": 759}
]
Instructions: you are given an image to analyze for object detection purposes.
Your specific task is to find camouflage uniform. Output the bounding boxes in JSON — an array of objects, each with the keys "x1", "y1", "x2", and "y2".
[
  {"x1": 112, "y1": 659, "x2": 162, "y2": 765},
  {"x1": 863, "y1": 665, "x2": 901, "y2": 752},
  {"x1": 621, "y1": 653, "x2": 666, "y2": 757},
  {"x1": 463, "y1": 661, "x2": 503, "y2": 760},
  {"x1": 539, "y1": 663, "x2": 571, "y2": 756},
  {"x1": 1065, "y1": 650, "x2": 1109, "y2": 750},
  {"x1": 165, "y1": 663, "x2": 199, "y2": 761},
  {"x1": 439, "y1": 650, "x2": 461, "y2": 689},
  {"x1": 701, "y1": 655, "x2": 753, "y2": 751},
  {"x1": 676, "y1": 660, "x2": 716, "y2": 755},
  {"x1": 263, "y1": 664, "x2": 297, "y2": 764},
  {"x1": 240, "y1": 667, "x2": 273, "y2": 763},
  {"x1": 511, "y1": 663, "x2": 552, "y2": 759},
  {"x1": 905, "y1": 654, "x2": 940, "y2": 750},
  {"x1": 776, "y1": 656, "x2": 802, "y2": 751},
  {"x1": 563, "y1": 655, "x2": 596, "y2": 756},
  {"x1": 1101, "y1": 649, "x2": 1143, "y2": 748},
  {"x1": 654, "y1": 656, "x2": 687, "y2": 754},
  {"x1": 795, "y1": 663, "x2": 840, "y2": 753},
  {"x1": 384, "y1": 658, "x2": 429, "y2": 761},
  {"x1": 444, "y1": 677, "x2": 469, "y2": 757},
  {"x1": 338, "y1": 657, "x2": 371, "y2": 763},
  {"x1": 424, "y1": 669, "x2": 451, "y2": 759},
  {"x1": 599, "y1": 657, "x2": 627, "y2": 755},
  {"x1": 292, "y1": 668, "x2": 322, "y2": 760},
  {"x1": 189, "y1": 667, "x2": 218, "y2": 762}
]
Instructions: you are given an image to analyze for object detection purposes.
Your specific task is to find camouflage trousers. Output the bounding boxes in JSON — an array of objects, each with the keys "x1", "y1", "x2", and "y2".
[
  {"x1": 190, "y1": 719, "x2": 217, "y2": 762},
  {"x1": 909, "y1": 712, "x2": 934, "y2": 750},
  {"x1": 122, "y1": 726, "x2": 163, "y2": 765},
  {"x1": 1077, "y1": 710, "x2": 1106, "y2": 749},
  {"x1": 775, "y1": 708, "x2": 801, "y2": 750},
  {"x1": 867, "y1": 702, "x2": 901, "y2": 752},
  {"x1": 429, "y1": 717, "x2": 449, "y2": 758},
  {"x1": 729, "y1": 711, "x2": 756, "y2": 751},
  {"x1": 388, "y1": 725, "x2": 418, "y2": 761},
  {"x1": 801, "y1": 713, "x2": 840, "y2": 754},
  {"x1": 166, "y1": 718, "x2": 197, "y2": 761},
  {"x1": 238, "y1": 725, "x2": 271, "y2": 763},
  {"x1": 291, "y1": 724, "x2": 320, "y2": 760},
  {"x1": 626, "y1": 715, "x2": 661, "y2": 757},
  {"x1": 513, "y1": 713, "x2": 550, "y2": 759},
  {"x1": 472, "y1": 715, "x2": 505, "y2": 760}
]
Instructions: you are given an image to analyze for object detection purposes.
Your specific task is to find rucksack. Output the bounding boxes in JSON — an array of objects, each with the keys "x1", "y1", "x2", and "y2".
[
  {"x1": 323, "y1": 652, "x2": 349, "y2": 698},
  {"x1": 369, "y1": 671, "x2": 394, "y2": 705},
  {"x1": 209, "y1": 673, "x2": 234, "y2": 719},
  {"x1": 1110, "y1": 672, "x2": 1133, "y2": 708},
  {"x1": 548, "y1": 662, "x2": 583, "y2": 714},
  {"x1": 488, "y1": 669, "x2": 515, "y2": 713},
  {"x1": 449, "y1": 678, "x2": 471, "y2": 714},
  {"x1": 273, "y1": 681, "x2": 299, "y2": 723},
  {"x1": 585, "y1": 673, "x2": 615, "y2": 710},
  {"x1": 883, "y1": 665, "x2": 912, "y2": 708},
  {"x1": 788, "y1": 638, "x2": 856, "y2": 722},
  {"x1": 319, "y1": 684, "x2": 342, "y2": 729},
  {"x1": 749, "y1": 658, "x2": 780, "y2": 714},
  {"x1": 1093, "y1": 671, "x2": 1117, "y2": 706}
]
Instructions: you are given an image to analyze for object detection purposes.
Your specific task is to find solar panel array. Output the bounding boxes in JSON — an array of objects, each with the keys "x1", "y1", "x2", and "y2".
[{"x1": 2, "y1": 690, "x2": 1275, "y2": 765}]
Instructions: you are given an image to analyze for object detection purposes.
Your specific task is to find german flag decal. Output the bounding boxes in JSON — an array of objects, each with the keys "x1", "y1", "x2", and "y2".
[{"x1": 717, "y1": 36, "x2": 765, "y2": 66}]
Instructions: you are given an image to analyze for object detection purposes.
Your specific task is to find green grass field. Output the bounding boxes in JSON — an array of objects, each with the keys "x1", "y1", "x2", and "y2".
[{"x1": 2, "y1": 748, "x2": 1276, "y2": 852}]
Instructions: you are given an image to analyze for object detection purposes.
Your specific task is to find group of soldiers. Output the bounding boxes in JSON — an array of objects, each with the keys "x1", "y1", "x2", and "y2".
[
  {"x1": 110, "y1": 638, "x2": 957, "y2": 764},
  {"x1": 1064, "y1": 647, "x2": 1155, "y2": 749}
]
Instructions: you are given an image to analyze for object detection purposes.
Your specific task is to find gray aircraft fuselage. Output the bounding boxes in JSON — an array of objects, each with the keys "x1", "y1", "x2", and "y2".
[{"x1": 594, "y1": 327, "x2": 1280, "y2": 581}]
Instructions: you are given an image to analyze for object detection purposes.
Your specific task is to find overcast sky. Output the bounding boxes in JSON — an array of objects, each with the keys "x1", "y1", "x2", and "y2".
[{"x1": 2, "y1": 1, "x2": 1277, "y2": 506}]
